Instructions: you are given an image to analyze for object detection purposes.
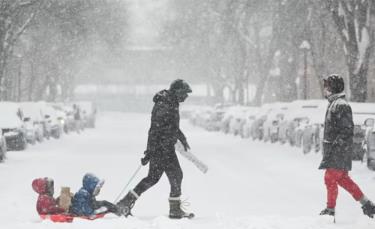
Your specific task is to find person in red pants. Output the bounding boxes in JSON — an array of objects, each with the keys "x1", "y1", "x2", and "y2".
[{"x1": 319, "y1": 74, "x2": 375, "y2": 218}]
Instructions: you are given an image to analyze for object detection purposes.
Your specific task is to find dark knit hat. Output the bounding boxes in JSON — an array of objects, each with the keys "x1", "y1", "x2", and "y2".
[
  {"x1": 323, "y1": 74, "x2": 344, "y2": 94},
  {"x1": 169, "y1": 79, "x2": 192, "y2": 93}
]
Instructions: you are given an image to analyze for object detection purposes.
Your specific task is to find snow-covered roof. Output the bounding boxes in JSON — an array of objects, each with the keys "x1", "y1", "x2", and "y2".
[
  {"x1": 0, "y1": 102, "x2": 23, "y2": 128},
  {"x1": 350, "y1": 102, "x2": 375, "y2": 114},
  {"x1": 20, "y1": 102, "x2": 43, "y2": 122},
  {"x1": 353, "y1": 114, "x2": 375, "y2": 126}
]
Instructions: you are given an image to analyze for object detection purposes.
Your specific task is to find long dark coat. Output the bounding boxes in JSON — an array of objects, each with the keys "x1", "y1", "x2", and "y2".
[
  {"x1": 146, "y1": 90, "x2": 188, "y2": 162},
  {"x1": 319, "y1": 93, "x2": 354, "y2": 171}
]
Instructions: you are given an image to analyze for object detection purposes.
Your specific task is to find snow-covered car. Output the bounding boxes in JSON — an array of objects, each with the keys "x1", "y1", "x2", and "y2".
[
  {"x1": 51, "y1": 103, "x2": 71, "y2": 134},
  {"x1": 350, "y1": 103, "x2": 375, "y2": 161},
  {"x1": 180, "y1": 105, "x2": 205, "y2": 120},
  {"x1": 0, "y1": 129, "x2": 7, "y2": 162},
  {"x1": 262, "y1": 103, "x2": 290, "y2": 143},
  {"x1": 20, "y1": 102, "x2": 45, "y2": 143},
  {"x1": 39, "y1": 102, "x2": 63, "y2": 139},
  {"x1": 299, "y1": 101, "x2": 328, "y2": 154},
  {"x1": 241, "y1": 107, "x2": 260, "y2": 138},
  {"x1": 364, "y1": 118, "x2": 375, "y2": 170},
  {"x1": 77, "y1": 101, "x2": 97, "y2": 128},
  {"x1": 22, "y1": 117, "x2": 38, "y2": 145},
  {"x1": 0, "y1": 102, "x2": 27, "y2": 151},
  {"x1": 220, "y1": 106, "x2": 251, "y2": 136},
  {"x1": 250, "y1": 104, "x2": 273, "y2": 140},
  {"x1": 206, "y1": 108, "x2": 226, "y2": 132},
  {"x1": 193, "y1": 108, "x2": 213, "y2": 129},
  {"x1": 278, "y1": 100, "x2": 327, "y2": 148}
]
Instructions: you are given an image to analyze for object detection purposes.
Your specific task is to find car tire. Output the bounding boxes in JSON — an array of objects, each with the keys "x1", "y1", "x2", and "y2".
[
  {"x1": 17, "y1": 137, "x2": 27, "y2": 151},
  {"x1": 30, "y1": 138, "x2": 36, "y2": 145}
]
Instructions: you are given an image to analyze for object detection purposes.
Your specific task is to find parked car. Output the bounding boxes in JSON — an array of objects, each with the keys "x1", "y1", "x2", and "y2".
[
  {"x1": 278, "y1": 100, "x2": 327, "y2": 147},
  {"x1": 350, "y1": 102, "x2": 375, "y2": 161},
  {"x1": 206, "y1": 108, "x2": 227, "y2": 132},
  {"x1": 300, "y1": 106, "x2": 327, "y2": 154},
  {"x1": 250, "y1": 104, "x2": 274, "y2": 140},
  {"x1": 194, "y1": 108, "x2": 213, "y2": 130},
  {"x1": 262, "y1": 103, "x2": 290, "y2": 143},
  {"x1": 20, "y1": 102, "x2": 45, "y2": 143},
  {"x1": 51, "y1": 103, "x2": 71, "y2": 134},
  {"x1": 39, "y1": 102, "x2": 63, "y2": 139},
  {"x1": 180, "y1": 105, "x2": 204, "y2": 120},
  {"x1": 0, "y1": 102, "x2": 27, "y2": 151},
  {"x1": 241, "y1": 107, "x2": 260, "y2": 138},
  {"x1": 364, "y1": 118, "x2": 375, "y2": 170},
  {"x1": 219, "y1": 106, "x2": 250, "y2": 136},
  {"x1": 0, "y1": 129, "x2": 7, "y2": 162}
]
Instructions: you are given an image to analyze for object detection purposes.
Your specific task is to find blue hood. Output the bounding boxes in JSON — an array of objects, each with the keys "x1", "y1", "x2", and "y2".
[{"x1": 82, "y1": 173, "x2": 100, "y2": 194}]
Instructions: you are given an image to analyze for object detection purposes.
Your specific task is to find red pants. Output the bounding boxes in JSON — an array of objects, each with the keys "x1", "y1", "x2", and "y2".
[{"x1": 324, "y1": 169, "x2": 364, "y2": 208}]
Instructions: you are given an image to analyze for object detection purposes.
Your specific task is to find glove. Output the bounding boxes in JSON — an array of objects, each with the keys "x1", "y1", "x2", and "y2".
[
  {"x1": 182, "y1": 141, "x2": 190, "y2": 151},
  {"x1": 141, "y1": 151, "x2": 150, "y2": 166}
]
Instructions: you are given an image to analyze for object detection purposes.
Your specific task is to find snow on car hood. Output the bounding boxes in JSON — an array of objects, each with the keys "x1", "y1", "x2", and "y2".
[{"x1": 0, "y1": 115, "x2": 22, "y2": 128}]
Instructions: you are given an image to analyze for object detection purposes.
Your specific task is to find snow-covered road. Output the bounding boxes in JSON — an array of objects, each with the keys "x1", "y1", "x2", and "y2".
[{"x1": 1, "y1": 112, "x2": 375, "y2": 229}]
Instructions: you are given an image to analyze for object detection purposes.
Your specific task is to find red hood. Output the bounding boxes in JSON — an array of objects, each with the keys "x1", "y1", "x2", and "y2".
[{"x1": 32, "y1": 178, "x2": 48, "y2": 194}]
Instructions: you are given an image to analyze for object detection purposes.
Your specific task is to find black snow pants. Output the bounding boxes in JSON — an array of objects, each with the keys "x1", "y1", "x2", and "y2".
[{"x1": 134, "y1": 151, "x2": 183, "y2": 198}]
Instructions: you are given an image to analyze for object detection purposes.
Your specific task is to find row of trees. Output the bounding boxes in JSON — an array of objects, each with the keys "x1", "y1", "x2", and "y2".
[
  {"x1": 163, "y1": 0, "x2": 375, "y2": 104},
  {"x1": 0, "y1": 0, "x2": 128, "y2": 102}
]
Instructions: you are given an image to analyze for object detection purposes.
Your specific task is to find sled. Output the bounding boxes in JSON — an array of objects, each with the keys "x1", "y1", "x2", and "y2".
[
  {"x1": 175, "y1": 141, "x2": 208, "y2": 174},
  {"x1": 39, "y1": 213, "x2": 106, "y2": 223}
]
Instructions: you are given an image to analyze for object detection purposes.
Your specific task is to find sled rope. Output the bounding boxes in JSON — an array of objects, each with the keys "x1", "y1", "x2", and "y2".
[{"x1": 114, "y1": 165, "x2": 142, "y2": 203}]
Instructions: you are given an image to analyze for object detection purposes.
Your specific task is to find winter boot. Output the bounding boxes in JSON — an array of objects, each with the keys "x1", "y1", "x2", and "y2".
[
  {"x1": 169, "y1": 197, "x2": 194, "y2": 219},
  {"x1": 116, "y1": 190, "x2": 139, "y2": 217},
  {"x1": 361, "y1": 199, "x2": 375, "y2": 218},
  {"x1": 319, "y1": 207, "x2": 335, "y2": 216}
]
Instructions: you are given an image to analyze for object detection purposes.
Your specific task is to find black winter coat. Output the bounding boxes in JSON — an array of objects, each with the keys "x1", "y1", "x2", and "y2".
[
  {"x1": 319, "y1": 93, "x2": 354, "y2": 171},
  {"x1": 145, "y1": 90, "x2": 187, "y2": 159}
]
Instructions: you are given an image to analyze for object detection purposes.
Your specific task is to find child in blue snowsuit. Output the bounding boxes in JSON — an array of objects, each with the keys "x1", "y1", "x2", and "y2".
[{"x1": 70, "y1": 173, "x2": 120, "y2": 216}]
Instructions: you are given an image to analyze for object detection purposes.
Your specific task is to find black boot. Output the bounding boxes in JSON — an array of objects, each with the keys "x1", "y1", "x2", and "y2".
[
  {"x1": 116, "y1": 190, "x2": 139, "y2": 217},
  {"x1": 319, "y1": 207, "x2": 335, "y2": 216},
  {"x1": 169, "y1": 197, "x2": 194, "y2": 219},
  {"x1": 362, "y1": 200, "x2": 375, "y2": 218}
]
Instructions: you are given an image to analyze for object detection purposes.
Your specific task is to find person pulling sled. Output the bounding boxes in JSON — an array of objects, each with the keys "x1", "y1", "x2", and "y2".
[{"x1": 117, "y1": 79, "x2": 194, "y2": 219}]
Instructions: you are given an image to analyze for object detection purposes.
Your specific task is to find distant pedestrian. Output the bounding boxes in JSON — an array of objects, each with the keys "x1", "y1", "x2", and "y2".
[
  {"x1": 319, "y1": 74, "x2": 375, "y2": 218},
  {"x1": 73, "y1": 104, "x2": 81, "y2": 133}
]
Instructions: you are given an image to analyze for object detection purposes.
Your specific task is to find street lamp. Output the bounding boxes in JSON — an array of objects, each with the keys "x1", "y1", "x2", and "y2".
[
  {"x1": 299, "y1": 40, "x2": 310, "y2": 100},
  {"x1": 13, "y1": 53, "x2": 23, "y2": 102}
]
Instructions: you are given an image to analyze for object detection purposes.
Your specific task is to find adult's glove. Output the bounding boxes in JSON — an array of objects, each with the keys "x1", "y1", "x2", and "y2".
[
  {"x1": 182, "y1": 141, "x2": 190, "y2": 151},
  {"x1": 141, "y1": 151, "x2": 150, "y2": 166}
]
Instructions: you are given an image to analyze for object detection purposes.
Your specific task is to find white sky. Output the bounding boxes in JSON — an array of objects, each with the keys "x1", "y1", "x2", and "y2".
[{"x1": 126, "y1": 0, "x2": 171, "y2": 47}]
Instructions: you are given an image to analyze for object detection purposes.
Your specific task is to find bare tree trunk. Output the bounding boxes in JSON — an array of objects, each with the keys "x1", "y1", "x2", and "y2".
[
  {"x1": 325, "y1": 0, "x2": 374, "y2": 102},
  {"x1": 28, "y1": 61, "x2": 36, "y2": 101}
]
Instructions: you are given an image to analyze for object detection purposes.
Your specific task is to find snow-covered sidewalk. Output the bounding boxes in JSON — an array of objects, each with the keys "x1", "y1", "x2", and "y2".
[{"x1": 1, "y1": 112, "x2": 375, "y2": 229}]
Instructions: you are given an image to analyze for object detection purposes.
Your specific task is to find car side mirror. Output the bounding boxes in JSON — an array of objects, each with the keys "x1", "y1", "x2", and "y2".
[
  {"x1": 23, "y1": 117, "x2": 31, "y2": 122},
  {"x1": 45, "y1": 115, "x2": 50, "y2": 119},
  {"x1": 364, "y1": 118, "x2": 375, "y2": 128}
]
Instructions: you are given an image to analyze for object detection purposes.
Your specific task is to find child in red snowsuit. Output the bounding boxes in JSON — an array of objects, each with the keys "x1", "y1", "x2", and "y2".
[{"x1": 32, "y1": 177, "x2": 65, "y2": 215}]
